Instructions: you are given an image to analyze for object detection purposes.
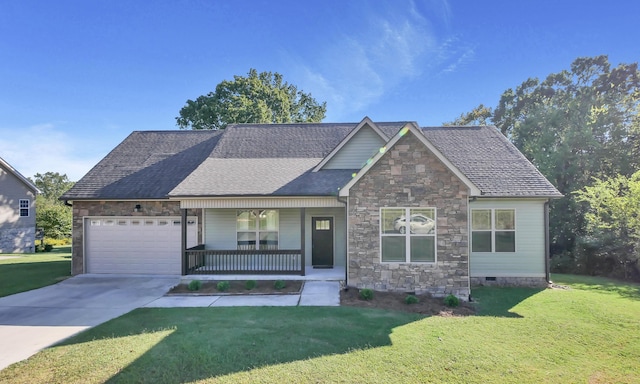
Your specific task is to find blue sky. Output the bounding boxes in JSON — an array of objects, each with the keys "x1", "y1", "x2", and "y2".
[{"x1": 1, "y1": 0, "x2": 638, "y2": 181}]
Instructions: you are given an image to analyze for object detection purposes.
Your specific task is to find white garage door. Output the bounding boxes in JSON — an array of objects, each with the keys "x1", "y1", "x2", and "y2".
[{"x1": 85, "y1": 217, "x2": 198, "y2": 275}]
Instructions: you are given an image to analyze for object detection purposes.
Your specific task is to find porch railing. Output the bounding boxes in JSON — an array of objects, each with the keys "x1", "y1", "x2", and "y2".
[{"x1": 185, "y1": 245, "x2": 304, "y2": 275}]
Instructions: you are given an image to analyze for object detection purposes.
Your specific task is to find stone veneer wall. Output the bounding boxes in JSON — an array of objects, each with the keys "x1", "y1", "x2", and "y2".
[
  {"x1": 71, "y1": 200, "x2": 201, "y2": 275},
  {"x1": 348, "y1": 132, "x2": 470, "y2": 299},
  {"x1": 0, "y1": 227, "x2": 35, "y2": 253}
]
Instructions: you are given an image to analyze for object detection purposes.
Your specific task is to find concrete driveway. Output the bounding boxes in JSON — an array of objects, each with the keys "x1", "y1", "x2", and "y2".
[{"x1": 0, "y1": 275, "x2": 178, "y2": 371}]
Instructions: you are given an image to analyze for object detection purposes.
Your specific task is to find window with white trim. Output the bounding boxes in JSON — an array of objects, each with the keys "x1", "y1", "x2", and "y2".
[
  {"x1": 380, "y1": 207, "x2": 436, "y2": 262},
  {"x1": 19, "y1": 199, "x2": 29, "y2": 217},
  {"x1": 237, "y1": 210, "x2": 279, "y2": 250},
  {"x1": 471, "y1": 209, "x2": 516, "y2": 252}
]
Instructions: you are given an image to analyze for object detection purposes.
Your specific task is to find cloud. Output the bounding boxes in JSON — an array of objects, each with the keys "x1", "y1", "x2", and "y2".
[
  {"x1": 0, "y1": 123, "x2": 104, "y2": 181},
  {"x1": 289, "y1": 0, "x2": 474, "y2": 120}
]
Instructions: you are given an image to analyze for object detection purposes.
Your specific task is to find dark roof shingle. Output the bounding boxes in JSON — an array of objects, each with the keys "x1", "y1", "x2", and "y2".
[
  {"x1": 61, "y1": 130, "x2": 223, "y2": 199},
  {"x1": 62, "y1": 121, "x2": 561, "y2": 200},
  {"x1": 421, "y1": 126, "x2": 562, "y2": 197}
]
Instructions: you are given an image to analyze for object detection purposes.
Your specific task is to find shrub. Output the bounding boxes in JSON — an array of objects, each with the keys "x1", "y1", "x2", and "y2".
[
  {"x1": 44, "y1": 237, "x2": 72, "y2": 246},
  {"x1": 444, "y1": 294, "x2": 460, "y2": 307},
  {"x1": 404, "y1": 294, "x2": 419, "y2": 305},
  {"x1": 274, "y1": 280, "x2": 286, "y2": 290},
  {"x1": 188, "y1": 280, "x2": 202, "y2": 291},
  {"x1": 245, "y1": 280, "x2": 257, "y2": 290},
  {"x1": 217, "y1": 281, "x2": 230, "y2": 292},
  {"x1": 359, "y1": 288, "x2": 374, "y2": 300}
]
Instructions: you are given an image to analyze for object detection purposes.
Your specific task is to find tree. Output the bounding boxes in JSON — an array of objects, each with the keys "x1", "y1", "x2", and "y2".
[
  {"x1": 449, "y1": 55, "x2": 640, "y2": 257},
  {"x1": 574, "y1": 171, "x2": 640, "y2": 280},
  {"x1": 33, "y1": 172, "x2": 75, "y2": 201},
  {"x1": 176, "y1": 69, "x2": 327, "y2": 130},
  {"x1": 30, "y1": 172, "x2": 75, "y2": 240},
  {"x1": 443, "y1": 104, "x2": 493, "y2": 126}
]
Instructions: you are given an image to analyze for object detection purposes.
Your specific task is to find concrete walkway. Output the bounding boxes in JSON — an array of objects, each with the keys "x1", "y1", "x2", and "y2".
[{"x1": 145, "y1": 281, "x2": 341, "y2": 308}]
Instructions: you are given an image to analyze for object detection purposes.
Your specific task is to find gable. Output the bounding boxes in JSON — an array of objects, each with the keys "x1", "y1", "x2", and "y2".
[
  {"x1": 322, "y1": 124, "x2": 386, "y2": 170},
  {"x1": 0, "y1": 157, "x2": 38, "y2": 195},
  {"x1": 339, "y1": 124, "x2": 481, "y2": 197}
]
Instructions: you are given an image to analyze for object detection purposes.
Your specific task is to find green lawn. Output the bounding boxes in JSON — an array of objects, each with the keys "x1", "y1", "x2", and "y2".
[
  {"x1": 0, "y1": 246, "x2": 71, "y2": 297},
  {"x1": 1, "y1": 274, "x2": 639, "y2": 383}
]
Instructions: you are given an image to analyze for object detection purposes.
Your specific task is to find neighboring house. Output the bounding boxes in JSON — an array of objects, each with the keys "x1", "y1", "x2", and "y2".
[
  {"x1": 61, "y1": 117, "x2": 562, "y2": 299},
  {"x1": 0, "y1": 157, "x2": 38, "y2": 253}
]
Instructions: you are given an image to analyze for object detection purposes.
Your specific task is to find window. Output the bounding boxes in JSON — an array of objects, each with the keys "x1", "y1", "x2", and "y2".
[
  {"x1": 237, "y1": 210, "x2": 279, "y2": 250},
  {"x1": 380, "y1": 207, "x2": 436, "y2": 262},
  {"x1": 19, "y1": 199, "x2": 29, "y2": 217},
  {"x1": 471, "y1": 209, "x2": 516, "y2": 252}
]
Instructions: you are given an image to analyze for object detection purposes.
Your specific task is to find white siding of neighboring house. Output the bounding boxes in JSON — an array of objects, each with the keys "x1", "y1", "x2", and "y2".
[
  {"x1": 322, "y1": 125, "x2": 385, "y2": 169},
  {"x1": 469, "y1": 199, "x2": 547, "y2": 277},
  {"x1": 0, "y1": 163, "x2": 37, "y2": 253},
  {"x1": 203, "y1": 207, "x2": 347, "y2": 267}
]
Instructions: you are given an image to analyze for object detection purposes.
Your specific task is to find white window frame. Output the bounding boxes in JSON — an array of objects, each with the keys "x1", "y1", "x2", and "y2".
[
  {"x1": 471, "y1": 208, "x2": 516, "y2": 253},
  {"x1": 19, "y1": 199, "x2": 29, "y2": 217},
  {"x1": 236, "y1": 209, "x2": 279, "y2": 250},
  {"x1": 380, "y1": 207, "x2": 437, "y2": 263}
]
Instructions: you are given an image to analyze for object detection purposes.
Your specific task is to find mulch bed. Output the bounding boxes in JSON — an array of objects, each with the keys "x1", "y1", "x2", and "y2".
[
  {"x1": 169, "y1": 280, "x2": 476, "y2": 316},
  {"x1": 168, "y1": 280, "x2": 303, "y2": 295},
  {"x1": 340, "y1": 288, "x2": 476, "y2": 316}
]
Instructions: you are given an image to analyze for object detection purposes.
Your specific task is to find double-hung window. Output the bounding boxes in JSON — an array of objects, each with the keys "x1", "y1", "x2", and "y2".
[
  {"x1": 19, "y1": 199, "x2": 29, "y2": 217},
  {"x1": 380, "y1": 207, "x2": 436, "y2": 262},
  {"x1": 471, "y1": 209, "x2": 516, "y2": 252},
  {"x1": 236, "y1": 210, "x2": 279, "y2": 250}
]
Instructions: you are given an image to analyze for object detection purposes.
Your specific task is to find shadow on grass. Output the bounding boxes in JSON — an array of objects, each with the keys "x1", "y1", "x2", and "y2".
[
  {"x1": 471, "y1": 286, "x2": 545, "y2": 317},
  {"x1": 58, "y1": 306, "x2": 421, "y2": 383}
]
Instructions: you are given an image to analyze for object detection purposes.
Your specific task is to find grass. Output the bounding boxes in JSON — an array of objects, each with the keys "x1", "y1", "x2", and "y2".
[
  {"x1": 0, "y1": 246, "x2": 71, "y2": 297},
  {"x1": 0, "y1": 274, "x2": 639, "y2": 383}
]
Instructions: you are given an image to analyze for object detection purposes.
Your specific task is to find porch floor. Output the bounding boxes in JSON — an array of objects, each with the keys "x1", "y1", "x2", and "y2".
[{"x1": 183, "y1": 266, "x2": 345, "y2": 282}]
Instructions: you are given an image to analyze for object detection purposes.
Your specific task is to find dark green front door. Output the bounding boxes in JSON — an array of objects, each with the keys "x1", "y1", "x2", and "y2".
[{"x1": 312, "y1": 217, "x2": 334, "y2": 268}]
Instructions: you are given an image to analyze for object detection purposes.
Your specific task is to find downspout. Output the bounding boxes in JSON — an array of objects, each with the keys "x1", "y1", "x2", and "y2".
[
  {"x1": 544, "y1": 199, "x2": 551, "y2": 284},
  {"x1": 337, "y1": 194, "x2": 349, "y2": 288}
]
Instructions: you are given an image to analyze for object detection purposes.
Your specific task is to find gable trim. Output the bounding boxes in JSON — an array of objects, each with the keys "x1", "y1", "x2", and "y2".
[
  {"x1": 338, "y1": 123, "x2": 482, "y2": 197},
  {"x1": 313, "y1": 117, "x2": 390, "y2": 172},
  {"x1": 0, "y1": 156, "x2": 39, "y2": 194}
]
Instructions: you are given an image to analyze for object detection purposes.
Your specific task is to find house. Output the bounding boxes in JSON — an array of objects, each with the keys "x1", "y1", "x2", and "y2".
[
  {"x1": 0, "y1": 157, "x2": 39, "y2": 253},
  {"x1": 61, "y1": 117, "x2": 562, "y2": 299}
]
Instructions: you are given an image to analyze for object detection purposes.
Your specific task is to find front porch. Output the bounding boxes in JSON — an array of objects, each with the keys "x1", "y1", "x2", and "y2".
[{"x1": 179, "y1": 202, "x2": 348, "y2": 277}]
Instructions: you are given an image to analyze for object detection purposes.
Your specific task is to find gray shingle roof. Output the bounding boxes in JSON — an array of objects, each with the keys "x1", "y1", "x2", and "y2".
[
  {"x1": 210, "y1": 122, "x2": 408, "y2": 158},
  {"x1": 61, "y1": 131, "x2": 223, "y2": 200},
  {"x1": 421, "y1": 126, "x2": 562, "y2": 197},
  {"x1": 62, "y1": 121, "x2": 561, "y2": 200}
]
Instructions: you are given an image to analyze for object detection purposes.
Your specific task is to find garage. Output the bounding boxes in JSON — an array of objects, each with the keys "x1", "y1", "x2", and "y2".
[{"x1": 85, "y1": 217, "x2": 198, "y2": 274}]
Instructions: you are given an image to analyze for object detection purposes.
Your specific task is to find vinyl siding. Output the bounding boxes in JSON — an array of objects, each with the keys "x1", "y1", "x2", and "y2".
[
  {"x1": 0, "y1": 164, "x2": 37, "y2": 253},
  {"x1": 204, "y1": 209, "x2": 237, "y2": 249},
  {"x1": 323, "y1": 126, "x2": 385, "y2": 169},
  {"x1": 469, "y1": 199, "x2": 546, "y2": 277},
  {"x1": 279, "y1": 209, "x2": 301, "y2": 249},
  {"x1": 0, "y1": 164, "x2": 36, "y2": 230}
]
